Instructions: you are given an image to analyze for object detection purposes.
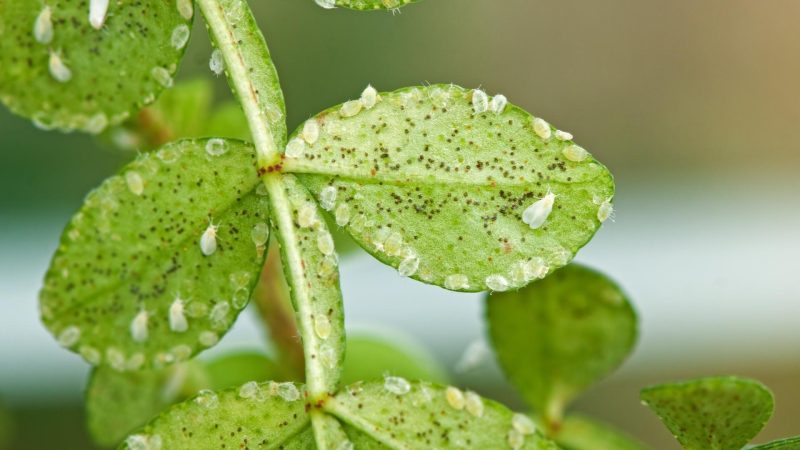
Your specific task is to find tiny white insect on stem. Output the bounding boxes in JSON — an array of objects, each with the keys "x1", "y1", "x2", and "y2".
[{"x1": 89, "y1": 0, "x2": 110, "y2": 30}]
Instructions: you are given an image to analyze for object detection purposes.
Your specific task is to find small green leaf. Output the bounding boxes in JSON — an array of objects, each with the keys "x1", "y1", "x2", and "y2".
[
  {"x1": 554, "y1": 415, "x2": 646, "y2": 450},
  {"x1": 317, "y1": 0, "x2": 420, "y2": 10},
  {"x1": 40, "y1": 138, "x2": 269, "y2": 370},
  {"x1": 286, "y1": 85, "x2": 614, "y2": 292},
  {"x1": 88, "y1": 352, "x2": 287, "y2": 446},
  {"x1": 486, "y1": 264, "x2": 637, "y2": 424},
  {"x1": 341, "y1": 332, "x2": 448, "y2": 385},
  {"x1": 205, "y1": 352, "x2": 290, "y2": 389},
  {"x1": 749, "y1": 437, "x2": 800, "y2": 450},
  {"x1": 105, "y1": 79, "x2": 215, "y2": 152},
  {"x1": 119, "y1": 381, "x2": 310, "y2": 449},
  {"x1": 206, "y1": 102, "x2": 251, "y2": 142},
  {"x1": 266, "y1": 174, "x2": 346, "y2": 396},
  {"x1": 640, "y1": 376, "x2": 774, "y2": 450},
  {"x1": 0, "y1": 0, "x2": 193, "y2": 133},
  {"x1": 87, "y1": 361, "x2": 210, "y2": 446},
  {"x1": 326, "y1": 380, "x2": 559, "y2": 449}
]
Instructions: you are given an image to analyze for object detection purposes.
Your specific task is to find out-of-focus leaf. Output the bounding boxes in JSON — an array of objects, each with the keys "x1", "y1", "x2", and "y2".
[
  {"x1": 486, "y1": 264, "x2": 637, "y2": 424},
  {"x1": 205, "y1": 352, "x2": 289, "y2": 388},
  {"x1": 287, "y1": 85, "x2": 614, "y2": 292},
  {"x1": 554, "y1": 415, "x2": 646, "y2": 450},
  {"x1": 0, "y1": 0, "x2": 193, "y2": 133},
  {"x1": 326, "y1": 380, "x2": 559, "y2": 449},
  {"x1": 341, "y1": 332, "x2": 448, "y2": 385},
  {"x1": 40, "y1": 139, "x2": 268, "y2": 370},
  {"x1": 0, "y1": 401, "x2": 10, "y2": 450},
  {"x1": 87, "y1": 351, "x2": 285, "y2": 446},
  {"x1": 641, "y1": 376, "x2": 774, "y2": 450},
  {"x1": 87, "y1": 361, "x2": 210, "y2": 446},
  {"x1": 206, "y1": 102, "x2": 251, "y2": 142},
  {"x1": 118, "y1": 382, "x2": 309, "y2": 449},
  {"x1": 749, "y1": 437, "x2": 800, "y2": 450},
  {"x1": 106, "y1": 79, "x2": 214, "y2": 152}
]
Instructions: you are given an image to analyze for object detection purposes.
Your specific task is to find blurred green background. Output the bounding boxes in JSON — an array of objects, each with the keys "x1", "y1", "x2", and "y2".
[{"x1": 2, "y1": 0, "x2": 799, "y2": 448}]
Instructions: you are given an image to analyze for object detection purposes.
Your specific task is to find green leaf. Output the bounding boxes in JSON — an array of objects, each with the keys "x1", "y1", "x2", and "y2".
[
  {"x1": 341, "y1": 332, "x2": 448, "y2": 385},
  {"x1": 0, "y1": 0, "x2": 193, "y2": 134},
  {"x1": 325, "y1": 380, "x2": 559, "y2": 449},
  {"x1": 88, "y1": 352, "x2": 286, "y2": 446},
  {"x1": 87, "y1": 361, "x2": 210, "y2": 446},
  {"x1": 486, "y1": 264, "x2": 637, "y2": 424},
  {"x1": 285, "y1": 85, "x2": 614, "y2": 292},
  {"x1": 199, "y1": 0, "x2": 287, "y2": 161},
  {"x1": 265, "y1": 174, "x2": 346, "y2": 396},
  {"x1": 206, "y1": 102, "x2": 251, "y2": 142},
  {"x1": 640, "y1": 376, "x2": 774, "y2": 450},
  {"x1": 40, "y1": 138, "x2": 269, "y2": 371},
  {"x1": 118, "y1": 381, "x2": 311, "y2": 449},
  {"x1": 205, "y1": 352, "x2": 290, "y2": 389},
  {"x1": 554, "y1": 415, "x2": 646, "y2": 450},
  {"x1": 317, "y1": 0, "x2": 421, "y2": 10},
  {"x1": 105, "y1": 79, "x2": 215, "y2": 152},
  {"x1": 749, "y1": 437, "x2": 800, "y2": 450}
]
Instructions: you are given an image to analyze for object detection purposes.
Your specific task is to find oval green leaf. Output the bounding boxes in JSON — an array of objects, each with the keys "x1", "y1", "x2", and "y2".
[
  {"x1": 0, "y1": 0, "x2": 193, "y2": 133},
  {"x1": 640, "y1": 376, "x2": 774, "y2": 450},
  {"x1": 87, "y1": 352, "x2": 286, "y2": 446},
  {"x1": 87, "y1": 361, "x2": 210, "y2": 446},
  {"x1": 341, "y1": 332, "x2": 448, "y2": 385},
  {"x1": 325, "y1": 380, "x2": 559, "y2": 449},
  {"x1": 554, "y1": 415, "x2": 646, "y2": 450},
  {"x1": 316, "y1": 0, "x2": 420, "y2": 10},
  {"x1": 486, "y1": 264, "x2": 637, "y2": 423},
  {"x1": 119, "y1": 381, "x2": 311, "y2": 449},
  {"x1": 285, "y1": 85, "x2": 614, "y2": 292},
  {"x1": 40, "y1": 138, "x2": 268, "y2": 371}
]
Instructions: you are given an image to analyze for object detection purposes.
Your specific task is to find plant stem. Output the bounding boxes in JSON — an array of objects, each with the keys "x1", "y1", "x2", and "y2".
[
  {"x1": 197, "y1": 0, "x2": 286, "y2": 164},
  {"x1": 264, "y1": 173, "x2": 344, "y2": 399},
  {"x1": 252, "y1": 243, "x2": 305, "y2": 379}
]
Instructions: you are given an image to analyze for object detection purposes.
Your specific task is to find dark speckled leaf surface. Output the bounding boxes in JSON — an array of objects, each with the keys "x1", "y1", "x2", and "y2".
[
  {"x1": 119, "y1": 382, "x2": 312, "y2": 450},
  {"x1": 40, "y1": 138, "x2": 269, "y2": 371},
  {"x1": 0, "y1": 0, "x2": 193, "y2": 133},
  {"x1": 641, "y1": 377, "x2": 774, "y2": 450},
  {"x1": 326, "y1": 380, "x2": 559, "y2": 449},
  {"x1": 285, "y1": 85, "x2": 614, "y2": 292}
]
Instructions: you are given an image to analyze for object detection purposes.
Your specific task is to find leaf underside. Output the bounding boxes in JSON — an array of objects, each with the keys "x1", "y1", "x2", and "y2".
[
  {"x1": 286, "y1": 84, "x2": 614, "y2": 292},
  {"x1": 554, "y1": 414, "x2": 647, "y2": 450},
  {"x1": 87, "y1": 352, "x2": 283, "y2": 446},
  {"x1": 331, "y1": 0, "x2": 420, "y2": 10},
  {"x1": 122, "y1": 380, "x2": 560, "y2": 449},
  {"x1": 40, "y1": 138, "x2": 268, "y2": 371},
  {"x1": 0, "y1": 0, "x2": 192, "y2": 133},
  {"x1": 486, "y1": 264, "x2": 637, "y2": 417},
  {"x1": 327, "y1": 380, "x2": 559, "y2": 449},
  {"x1": 640, "y1": 376, "x2": 774, "y2": 450},
  {"x1": 119, "y1": 382, "x2": 312, "y2": 450}
]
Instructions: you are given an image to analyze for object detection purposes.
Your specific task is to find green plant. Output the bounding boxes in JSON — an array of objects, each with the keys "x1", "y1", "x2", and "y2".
[{"x1": 3, "y1": 0, "x2": 794, "y2": 449}]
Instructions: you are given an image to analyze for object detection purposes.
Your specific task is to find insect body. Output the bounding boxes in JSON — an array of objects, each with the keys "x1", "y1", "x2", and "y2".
[
  {"x1": 199, "y1": 220, "x2": 219, "y2": 256},
  {"x1": 522, "y1": 190, "x2": 556, "y2": 229}
]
